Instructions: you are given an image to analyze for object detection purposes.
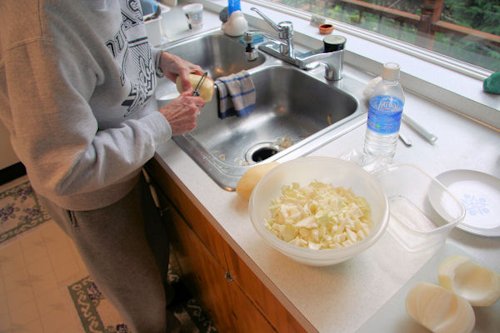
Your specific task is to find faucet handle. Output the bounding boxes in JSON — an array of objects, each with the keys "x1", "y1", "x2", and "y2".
[
  {"x1": 251, "y1": 7, "x2": 293, "y2": 36},
  {"x1": 251, "y1": 8, "x2": 279, "y2": 30}
]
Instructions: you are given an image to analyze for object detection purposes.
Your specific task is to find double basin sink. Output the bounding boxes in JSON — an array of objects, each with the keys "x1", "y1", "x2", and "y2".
[{"x1": 156, "y1": 30, "x2": 368, "y2": 190}]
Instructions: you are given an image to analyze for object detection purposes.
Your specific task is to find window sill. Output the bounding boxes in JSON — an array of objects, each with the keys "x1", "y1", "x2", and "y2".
[{"x1": 201, "y1": 0, "x2": 499, "y2": 128}]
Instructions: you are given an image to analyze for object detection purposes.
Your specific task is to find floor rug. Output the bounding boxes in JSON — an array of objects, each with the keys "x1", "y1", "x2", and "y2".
[
  {"x1": 0, "y1": 179, "x2": 50, "y2": 244},
  {"x1": 68, "y1": 272, "x2": 218, "y2": 333}
]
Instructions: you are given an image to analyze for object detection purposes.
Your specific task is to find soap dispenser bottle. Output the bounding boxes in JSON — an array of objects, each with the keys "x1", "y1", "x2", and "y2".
[
  {"x1": 222, "y1": 11, "x2": 248, "y2": 36},
  {"x1": 228, "y1": 0, "x2": 241, "y2": 16}
]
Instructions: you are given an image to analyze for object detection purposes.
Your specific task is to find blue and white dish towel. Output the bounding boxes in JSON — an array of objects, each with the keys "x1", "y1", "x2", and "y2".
[{"x1": 215, "y1": 70, "x2": 256, "y2": 119}]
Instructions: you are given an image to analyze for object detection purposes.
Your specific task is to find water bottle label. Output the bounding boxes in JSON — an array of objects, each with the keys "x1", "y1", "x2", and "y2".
[{"x1": 367, "y1": 95, "x2": 404, "y2": 134}]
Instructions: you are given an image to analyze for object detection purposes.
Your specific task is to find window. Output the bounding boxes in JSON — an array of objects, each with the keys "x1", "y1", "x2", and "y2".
[{"x1": 264, "y1": 0, "x2": 499, "y2": 73}]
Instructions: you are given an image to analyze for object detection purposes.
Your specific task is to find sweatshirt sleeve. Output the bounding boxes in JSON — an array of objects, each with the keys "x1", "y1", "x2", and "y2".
[
  {"x1": 3, "y1": 38, "x2": 171, "y2": 199},
  {"x1": 152, "y1": 47, "x2": 165, "y2": 78}
]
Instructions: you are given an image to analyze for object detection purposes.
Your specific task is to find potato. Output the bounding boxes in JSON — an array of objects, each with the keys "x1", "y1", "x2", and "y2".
[
  {"x1": 406, "y1": 282, "x2": 475, "y2": 333},
  {"x1": 176, "y1": 74, "x2": 214, "y2": 102},
  {"x1": 438, "y1": 255, "x2": 500, "y2": 307},
  {"x1": 236, "y1": 162, "x2": 279, "y2": 201}
]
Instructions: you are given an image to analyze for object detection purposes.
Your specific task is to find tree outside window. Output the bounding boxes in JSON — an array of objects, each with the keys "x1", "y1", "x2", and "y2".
[{"x1": 266, "y1": 0, "x2": 499, "y2": 72}]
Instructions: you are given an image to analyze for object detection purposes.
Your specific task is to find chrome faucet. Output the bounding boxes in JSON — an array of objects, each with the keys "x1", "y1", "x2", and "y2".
[
  {"x1": 251, "y1": 7, "x2": 295, "y2": 58},
  {"x1": 250, "y1": 7, "x2": 345, "y2": 81},
  {"x1": 296, "y1": 40, "x2": 346, "y2": 81}
]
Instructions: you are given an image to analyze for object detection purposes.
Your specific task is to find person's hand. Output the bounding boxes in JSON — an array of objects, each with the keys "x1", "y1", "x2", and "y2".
[
  {"x1": 159, "y1": 92, "x2": 205, "y2": 135},
  {"x1": 159, "y1": 51, "x2": 203, "y2": 93}
]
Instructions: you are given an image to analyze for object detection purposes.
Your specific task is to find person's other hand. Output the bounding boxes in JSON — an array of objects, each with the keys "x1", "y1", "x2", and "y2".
[
  {"x1": 159, "y1": 52, "x2": 203, "y2": 93},
  {"x1": 159, "y1": 92, "x2": 205, "y2": 135}
]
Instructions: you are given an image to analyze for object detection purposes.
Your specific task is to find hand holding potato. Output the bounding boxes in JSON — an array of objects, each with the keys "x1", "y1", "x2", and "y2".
[
  {"x1": 158, "y1": 51, "x2": 203, "y2": 92},
  {"x1": 159, "y1": 92, "x2": 205, "y2": 135}
]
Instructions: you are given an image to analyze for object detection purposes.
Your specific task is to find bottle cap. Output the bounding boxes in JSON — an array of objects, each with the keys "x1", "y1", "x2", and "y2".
[{"x1": 382, "y1": 62, "x2": 400, "y2": 81}]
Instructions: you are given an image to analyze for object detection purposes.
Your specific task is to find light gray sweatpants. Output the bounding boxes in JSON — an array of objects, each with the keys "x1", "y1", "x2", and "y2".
[{"x1": 38, "y1": 174, "x2": 179, "y2": 333}]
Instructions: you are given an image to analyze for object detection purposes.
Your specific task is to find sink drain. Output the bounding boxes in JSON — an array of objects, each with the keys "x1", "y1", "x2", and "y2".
[{"x1": 245, "y1": 143, "x2": 280, "y2": 163}]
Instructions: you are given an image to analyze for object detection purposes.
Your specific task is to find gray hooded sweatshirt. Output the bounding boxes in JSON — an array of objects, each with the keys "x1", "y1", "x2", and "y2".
[{"x1": 0, "y1": 0, "x2": 172, "y2": 210}]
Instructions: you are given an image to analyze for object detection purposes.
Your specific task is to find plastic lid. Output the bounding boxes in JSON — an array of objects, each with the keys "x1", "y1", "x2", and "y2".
[
  {"x1": 382, "y1": 63, "x2": 400, "y2": 81},
  {"x1": 323, "y1": 35, "x2": 346, "y2": 46}
]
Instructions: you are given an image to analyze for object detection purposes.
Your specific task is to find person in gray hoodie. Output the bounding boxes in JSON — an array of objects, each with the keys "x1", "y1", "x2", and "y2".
[{"x1": 0, "y1": 0, "x2": 206, "y2": 331}]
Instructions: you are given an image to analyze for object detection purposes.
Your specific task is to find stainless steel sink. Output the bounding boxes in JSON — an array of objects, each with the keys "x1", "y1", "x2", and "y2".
[
  {"x1": 157, "y1": 31, "x2": 368, "y2": 190},
  {"x1": 165, "y1": 31, "x2": 265, "y2": 79}
]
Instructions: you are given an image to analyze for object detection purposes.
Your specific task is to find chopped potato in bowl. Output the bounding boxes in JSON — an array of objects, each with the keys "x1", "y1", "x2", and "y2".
[
  {"x1": 266, "y1": 181, "x2": 372, "y2": 250},
  {"x1": 249, "y1": 156, "x2": 389, "y2": 266}
]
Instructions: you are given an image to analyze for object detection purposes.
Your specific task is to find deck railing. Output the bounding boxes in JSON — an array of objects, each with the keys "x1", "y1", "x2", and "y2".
[{"x1": 335, "y1": 0, "x2": 499, "y2": 48}]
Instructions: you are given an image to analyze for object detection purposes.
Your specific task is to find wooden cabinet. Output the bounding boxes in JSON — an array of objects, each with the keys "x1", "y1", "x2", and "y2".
[
  {"x1": 145, "y1": 159, "x2": 308, "y2": 333},
  {"x1": 167, "y1": 205, "x2": 235, "y2": 331}
]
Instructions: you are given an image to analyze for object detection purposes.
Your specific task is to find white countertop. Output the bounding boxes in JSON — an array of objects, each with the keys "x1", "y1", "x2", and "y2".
[{"x1": 156, "y1": 4, "x2": 500, "y2": 332}]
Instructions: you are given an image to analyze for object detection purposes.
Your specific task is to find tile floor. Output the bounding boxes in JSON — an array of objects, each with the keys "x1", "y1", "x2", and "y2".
[
  {"x1": 0, "y1": 177, "x2": 101, "y2": 333},
  {"x1": 0, "y1": 177, "x2": 217, "y2": 333}
]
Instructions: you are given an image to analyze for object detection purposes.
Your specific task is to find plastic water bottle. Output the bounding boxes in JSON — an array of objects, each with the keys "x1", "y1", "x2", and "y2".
[{"x1": 363, "y1": 62, "x2": 405, "y2": 162}]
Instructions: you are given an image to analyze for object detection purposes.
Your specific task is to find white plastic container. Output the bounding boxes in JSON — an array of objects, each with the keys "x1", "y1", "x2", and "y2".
[
  {"x1": 372, "y1": 164, "x2": 465, "y2": 252},
  {"x1": 183, "y1": 3, "x2": 203, "y2": 30},
  {"x1": 145, "y1": 15, "x2": 164, "y2": 46}
]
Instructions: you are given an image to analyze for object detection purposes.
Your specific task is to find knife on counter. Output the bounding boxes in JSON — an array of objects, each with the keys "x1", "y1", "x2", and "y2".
[{"x1": 402, "y1": 114, "x2": 438, "y2": 145}]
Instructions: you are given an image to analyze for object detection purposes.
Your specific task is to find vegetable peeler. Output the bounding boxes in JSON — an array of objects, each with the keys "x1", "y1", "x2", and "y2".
[{"x1": 192, "y1": 72, "x2": 208, "y2": 97}]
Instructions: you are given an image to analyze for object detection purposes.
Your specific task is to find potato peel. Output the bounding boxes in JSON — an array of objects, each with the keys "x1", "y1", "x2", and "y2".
[{"x1": 438, "y1": 255, "x2": 500, "y2": 307}]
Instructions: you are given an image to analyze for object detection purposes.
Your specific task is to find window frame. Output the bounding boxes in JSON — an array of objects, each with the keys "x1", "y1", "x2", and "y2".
[
  {"x1": 201, "y1": 0, "x2": 500, "y2": 127},
  {"x1": 249, "y1": 0, "x2": 494, "y2": 79}
]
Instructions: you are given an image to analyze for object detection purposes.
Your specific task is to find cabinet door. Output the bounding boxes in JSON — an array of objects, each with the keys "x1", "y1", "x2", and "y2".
[
  {"x1": 225, "y1": 246, "x2": 308, "y2": 333},
  {"x1": 145, "y1": 160, "x2": 228, "y2": 267},
  {"x1": 169, "y1": 205, "x2": 235, "y2": 332},
  {"x1": 169, "y1": 205, "x2": 277, "y2": 332},
  {"x1": 227, "y1": 277, "x2": 277, "y2": 333}
]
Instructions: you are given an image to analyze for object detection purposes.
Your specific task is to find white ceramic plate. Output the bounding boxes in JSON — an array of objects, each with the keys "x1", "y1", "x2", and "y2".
[{"x1": 435, "y1": 169, "x2": 500, "y2": 237}]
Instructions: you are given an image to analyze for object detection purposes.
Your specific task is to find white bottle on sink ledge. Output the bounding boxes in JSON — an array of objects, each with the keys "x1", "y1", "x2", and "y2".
[{"x1": 222, "y1": 11, "x2": 248, "y2": 37}]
